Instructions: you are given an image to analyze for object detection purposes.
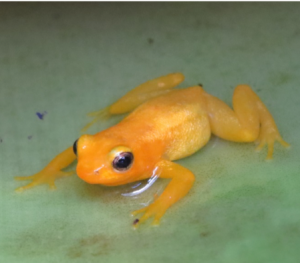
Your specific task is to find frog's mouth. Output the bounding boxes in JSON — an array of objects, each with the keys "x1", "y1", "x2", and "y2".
[{"x1": 76, "y1": 163, "x2": 135, "y2": 186}]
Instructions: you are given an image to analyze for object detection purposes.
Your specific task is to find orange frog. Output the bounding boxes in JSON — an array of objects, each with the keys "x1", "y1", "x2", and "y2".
[{"x1": 15, "y1": 73, "x2": 289, "y2": 226}]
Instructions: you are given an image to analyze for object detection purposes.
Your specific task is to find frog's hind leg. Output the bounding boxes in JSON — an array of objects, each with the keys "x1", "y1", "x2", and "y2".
[
  {"x1": 82, "y1": 73, "x2": 184, "y2": 132},
  {"x1": 203, "y1": 85, "x2": 289, "y2": 159},
  {"x1": 15, "y1": 146, "x2": 76, "y2": 191}
]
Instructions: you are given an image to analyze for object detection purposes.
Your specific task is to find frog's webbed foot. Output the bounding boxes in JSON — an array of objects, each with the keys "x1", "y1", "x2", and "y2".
[
  {"x1": 131, "y1": 200, "x2": 168, "y2": 227},
  {"x1": 15, "y1": 169, "x2": 75, "y2": 192},
  {"x1": 255, "y1": 127, "x2": 290, "y2": 160},
  {"x1": 81, "y1": 107, "x2": 111, "y2": 133},
  {"x1": 15, "y1": 147, "x2": 76, "y2": 192}
]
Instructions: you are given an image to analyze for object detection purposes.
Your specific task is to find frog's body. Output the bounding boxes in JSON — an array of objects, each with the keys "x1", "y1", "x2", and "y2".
[
  {"x1": 15, "y1": 73, "x2": 289, "y2": 226},
  {"x1": 77, "y1": 86, "x2": 210, "y2": 187}
]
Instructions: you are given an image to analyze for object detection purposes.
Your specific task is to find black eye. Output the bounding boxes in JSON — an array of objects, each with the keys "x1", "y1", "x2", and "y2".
[
  {"x1": 112, "y1": 152, "x2": 134, "y2": 172},
  {"x1": 73, "y1": 139, "x2": 78, "y2": 156}
]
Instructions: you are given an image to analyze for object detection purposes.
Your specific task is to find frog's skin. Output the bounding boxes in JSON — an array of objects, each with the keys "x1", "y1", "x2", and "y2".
[{"x1": 15, "y1": 73, "x2": 289, "y2": 226}]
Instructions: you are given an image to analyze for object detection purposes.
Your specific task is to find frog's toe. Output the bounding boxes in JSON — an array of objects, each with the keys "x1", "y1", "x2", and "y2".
[
  {"x1": 15, "y1": 170, "x2": 75, "y2": 192},
  {"x1": 81, "y1": 107, "x2": 111, "y2": 133},
  {"x1": 15, "y1": 175, "x2": 35, "y2": 181},
  {"x1": 131, "y1": 202, "x2": 167, "y2": 227},
  {"x1": 87, "y1": 107, "x2": 110, "y2": 118},
  {"x1": 266, "y1": 140, "x2": 275, "y2": 160},
  {"x1": 277, "y1": 137, "x2": 290, "y2": 148},
  {"x1": 131, "y1": 207, "x2": 149, "y2": 227},
  {"x1": 15, "y1": 180, "x2": 40, "y2": 192},
  {"x1": 255, "y1": 132, "x2": 290, "y2": 160},
  {"x1": 131, "y1": 207, "x2": 147, "y2": 217},
  {"x1": 255, "y1": 140, "x2": 265, "y2": 152}
]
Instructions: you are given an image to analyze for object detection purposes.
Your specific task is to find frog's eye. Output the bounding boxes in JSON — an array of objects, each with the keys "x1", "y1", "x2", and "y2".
[
  {"x1": 112, "y1": 152, "x2": 134, "y2": 172},
  {"x1": 73, "y1": 139, "x2": 78, "y2": 156},
  {"x1": 109, "y1": 146, "x2": 134, "y2": 172}
]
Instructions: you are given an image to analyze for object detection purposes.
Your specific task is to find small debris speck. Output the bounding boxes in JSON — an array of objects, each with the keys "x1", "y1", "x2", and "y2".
[
  {"x1": 28, "y1": 135, "x2": 33, "y2": 140},
  {"x1": 36, "y1": 111, "x2": 47, "y2": 120},
  {"x1": 133, "y1": 219, "x2": 139, "y2": 225},
  {"x1": 148, "y1": 38, "x2": 154, "y2": 44}
]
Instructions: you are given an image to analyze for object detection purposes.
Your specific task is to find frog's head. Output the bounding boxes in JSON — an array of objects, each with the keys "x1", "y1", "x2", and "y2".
[{"x1": 74, "y1": 133, "x2": 163, "y2": 186}]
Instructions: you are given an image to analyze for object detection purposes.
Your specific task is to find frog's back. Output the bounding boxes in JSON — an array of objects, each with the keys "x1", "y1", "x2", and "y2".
[{"x1": 120, "y1": 86, "x2": 211, "y2": 160}]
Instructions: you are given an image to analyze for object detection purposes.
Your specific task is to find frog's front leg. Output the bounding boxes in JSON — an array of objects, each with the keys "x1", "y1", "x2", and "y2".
[
  {"x1": 82, "y1": 73, "x2": 184, "y2": 132},
  {"x1": 132, "y1": 160, "x2": 195, "y2": 226},
  {"x1": 15, "y1": 146, "x2": 76, "y2": 191}
]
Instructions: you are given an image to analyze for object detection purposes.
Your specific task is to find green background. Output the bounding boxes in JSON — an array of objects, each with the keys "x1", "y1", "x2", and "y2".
[{"x1": 1, "y1": 3, "x2": 299, "y2": 262}]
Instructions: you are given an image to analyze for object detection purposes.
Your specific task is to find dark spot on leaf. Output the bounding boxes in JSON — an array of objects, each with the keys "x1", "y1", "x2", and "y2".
[
  {"x1": 67, "y1": 234, "x2": 111, "y2": 259},
  {"x1": 200, "y1": 231, "x2": 209, "y2": 237},
  {"x1": 133, "y1": 218, "x2": 139, "y2": 225},
  {"x1": 148, "y1": 38, "x2": 154, "y2": 44}
]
